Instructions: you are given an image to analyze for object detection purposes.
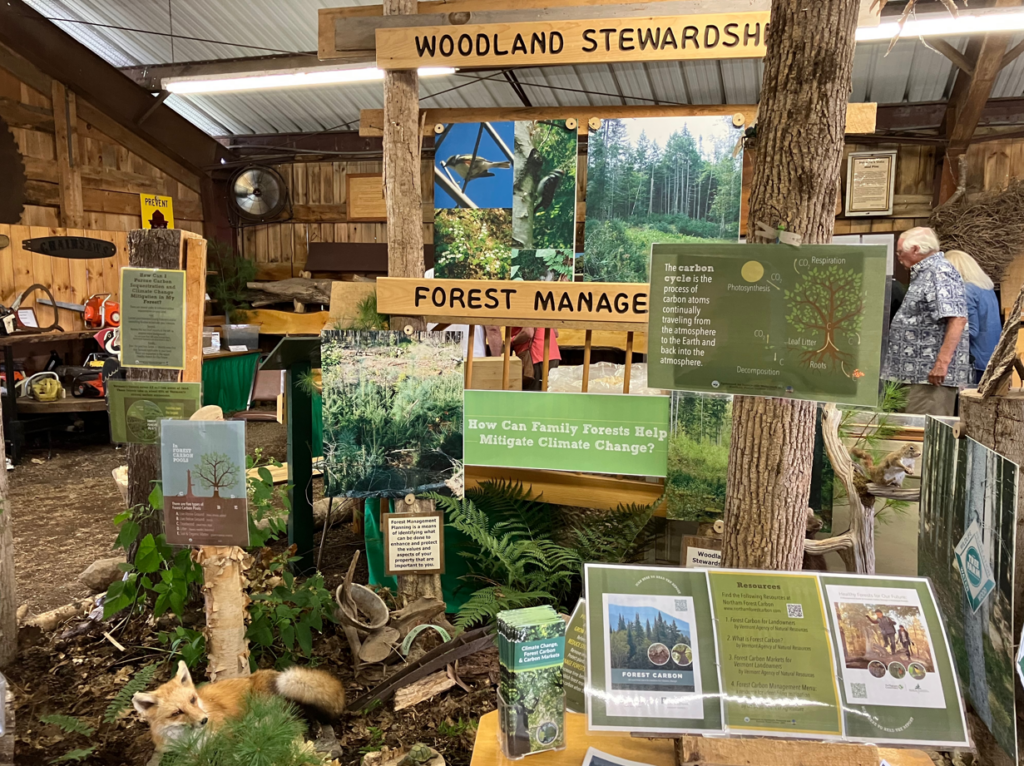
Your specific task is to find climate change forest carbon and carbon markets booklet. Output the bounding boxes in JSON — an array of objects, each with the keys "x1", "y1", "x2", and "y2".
[{"x1": 583, "y1": 564, "x2": 969, "y2": 748}]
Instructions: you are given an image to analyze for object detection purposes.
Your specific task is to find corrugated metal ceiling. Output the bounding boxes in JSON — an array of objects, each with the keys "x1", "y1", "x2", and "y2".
[{"x1": 22, "y1": 0, "x2": 1024, "y2": 136}]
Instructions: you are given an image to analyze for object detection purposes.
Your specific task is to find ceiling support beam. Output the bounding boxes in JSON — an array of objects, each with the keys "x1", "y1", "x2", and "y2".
[
  {"x1": 931, "y1": 39, "x2": 974, "y2": 76},
  {"x1": 120, "y1": 53, "x2": 324, "y2": 91}
]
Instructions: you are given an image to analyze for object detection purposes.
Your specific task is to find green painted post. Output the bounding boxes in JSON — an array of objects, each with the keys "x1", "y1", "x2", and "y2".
[{"x1": 287, "y1": 360, "x2": 315, "y2": 574}]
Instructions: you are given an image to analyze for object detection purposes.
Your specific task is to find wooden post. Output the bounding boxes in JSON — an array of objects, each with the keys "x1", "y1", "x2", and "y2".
[
  {"x1": 51, "y1": 81, "x2": 84, "y2": 228},
  {"x1": 0, "y1": 401, "x2": 14, "y2": 669},
  {"x1": 465, "y1": 324, "x2": 475, "y2": 389},
  {"x1": 383, "y1": 0, "x2": 424, "y2": 331},
  {"x1": 394, "y1": 494, "x2": 443, "y2": 601},
  {"x1": 623, "y1": 331, "x2": 634, "y2": 394},
  {"x1": 288, "y1": 358, "x2": 315, "y2": 574},
  {"x1": 501, "y1": 326, "x2": 512, "y2": 390},
  {"x1": 541, "y1": 328, "x2": 550, "y2": 392},
  {"x1": 126, "y1": 230, "x2": 190, "y2": 555},
  {"x1": 582, "y1": 330, "x2": 592, "y2": 393}
]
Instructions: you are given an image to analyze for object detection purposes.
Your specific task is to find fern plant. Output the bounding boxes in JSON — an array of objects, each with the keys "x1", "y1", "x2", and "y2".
[
  {"x1": 39, "y1": 715, "x2": 97, "y2": 763},
  {"x1": 104, "y1": 664, "x2": 158, "y2": 723},
  {"x1": 431, "y1": 481, "x2": 658, "y2": 628}
]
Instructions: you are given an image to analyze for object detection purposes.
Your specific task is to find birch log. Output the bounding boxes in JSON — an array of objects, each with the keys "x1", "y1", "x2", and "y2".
[{"x1": 193, "y1": 546, "x2": 253, "y2": 681}]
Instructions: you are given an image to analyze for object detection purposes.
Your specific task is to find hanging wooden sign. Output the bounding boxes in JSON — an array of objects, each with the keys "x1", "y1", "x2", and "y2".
[
  {"x1": 376, "y1": 277, "x2": 649, "y2": 325},
  {"x1": 21, "y1": 236, "x2": 116, "y2": 259},
  {"x1": 375, "y1": 12, "x2": 769, "y2": 70}
]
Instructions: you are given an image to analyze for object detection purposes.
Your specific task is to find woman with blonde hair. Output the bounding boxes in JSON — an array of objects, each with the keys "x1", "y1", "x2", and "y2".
[{"x1": 944, "y1": 249, "x2": 1001, "y2": 383}]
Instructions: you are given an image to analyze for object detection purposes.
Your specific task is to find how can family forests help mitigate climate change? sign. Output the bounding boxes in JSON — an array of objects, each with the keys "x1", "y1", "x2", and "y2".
[
  {"x1": 647, "y1": 244, "x2": 886, "y2": 405},
  {"x1": 464, "y1": 390, "x2": 669, "y2": 477}
]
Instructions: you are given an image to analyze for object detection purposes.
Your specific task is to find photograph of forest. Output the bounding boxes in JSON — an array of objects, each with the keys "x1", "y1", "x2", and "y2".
[
  {"x1": 321, "y1": 331, "x2": 463, "y2": 499},
  {"x1": 833, "y1": 602, "x2": 935, "y2": 671},
  {"x1": 919, "y1": 418, "x2": 1018, "y2": 760},
  {"x1": 510, "y1": 249, "x2": 574, "y2": 282},
  {"x1": 583, "y1": 116, "x2": 743, "y2": 283},
  {"x1": 666, "y1": 392, "x2": 731, "y2": 521},
  {"x1": 607, "y1": 600, "x2": 695, "y2": 692}
]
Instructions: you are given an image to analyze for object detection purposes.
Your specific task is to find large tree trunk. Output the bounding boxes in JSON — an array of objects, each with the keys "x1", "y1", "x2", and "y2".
[
  {"x1": 383, "y1": 0, "x2": 424, "y2": 331},
  {"x1": 722, "y1": 0, "x2": 860, "y2": 570},
  {"x1": 127, "y1": 229, "x2": 184, "y2": 557},
  {"x1": 0, "y1": 404, "x2": 14, "y2": 668}
]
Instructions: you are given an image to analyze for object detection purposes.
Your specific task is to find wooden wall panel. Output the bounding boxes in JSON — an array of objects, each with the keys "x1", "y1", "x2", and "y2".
[
  {"x1": 0, "y1": 45, "x2": 204, "y2": 235},
  {"x1": 0, "y1": 224, "x2": 130, "y2": 331}
]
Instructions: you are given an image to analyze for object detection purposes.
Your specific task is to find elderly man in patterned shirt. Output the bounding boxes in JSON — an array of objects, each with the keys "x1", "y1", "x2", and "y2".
[{"x1": 882, "y1": 227, "x2": 970, "y2": 416}]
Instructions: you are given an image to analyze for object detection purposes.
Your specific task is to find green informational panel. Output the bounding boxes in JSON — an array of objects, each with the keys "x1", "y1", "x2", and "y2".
[
  {"x1": 107, "y1": 380, "x2": 201, "y2": 444},
  {"x1": 120, "y1": 267, "x2": 187, "y2": 370},
  {"x1": 818, "y1": 575, "x2": 969, "y2": 747},
  {"x1": 707, "y1": 571, "x2": 842, "y2": 738},
  {"x1": 464, "y1": 390, "x2": 669, "y2": 477},
  {"x1": 583, "y1": 564, "x2": 969, "y2": 748},
  {"x1": 584, "y1": 564, "x2": 722, "y2": 733},
  {"x1": 648, "y1": 244, "x2": 887, "y2": 406}
]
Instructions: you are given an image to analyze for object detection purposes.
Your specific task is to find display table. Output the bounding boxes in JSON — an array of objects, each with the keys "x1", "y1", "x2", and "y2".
[
  {"x1": 470, "y1": 712, "x2": 936, "y2": 766},
  {"x1": 201, "y1": 350, "x2": 261, "y2": 414}
]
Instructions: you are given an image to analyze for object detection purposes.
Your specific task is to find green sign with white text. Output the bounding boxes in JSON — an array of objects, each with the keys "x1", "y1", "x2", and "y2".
[
  {"x1": 647, "y1": 244, "x2": 886, "y2": 405},
  {"x1": 107, "y1": 380, "x2": 202, "y2": 444},
  {"x1": 463, "y1": 390, "x2": 669, "y2": 476}
]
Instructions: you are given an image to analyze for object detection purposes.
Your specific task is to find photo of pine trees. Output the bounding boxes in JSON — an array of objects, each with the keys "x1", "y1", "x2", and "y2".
[
  {"x1": 666, "y1": 392, "x2": 731, "y2": 521},
  {"x1": 321, "y1": 331, "x2": 463, "y2": 499},
  {"x1": 583, "y1": 116, "x2": 743, "y2": 283},
  {"x1": 919, "y1": 418, "x2": 1018, "y2": 761},
  {"x1": 607, "y1": 601, "x2": 695, "y2": 692}
]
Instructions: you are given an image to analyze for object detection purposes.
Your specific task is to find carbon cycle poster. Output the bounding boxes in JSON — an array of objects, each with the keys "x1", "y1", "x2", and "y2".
[
  {"x1": 583, "y1": 564, "x2": 968, "y2": 747},
  {"x1": 647, "y1": 244, "x2": 887, "y2": 405}
]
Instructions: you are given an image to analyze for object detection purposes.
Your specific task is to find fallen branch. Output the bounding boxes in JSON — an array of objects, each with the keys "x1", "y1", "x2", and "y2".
[
  {"x1": 24, "y1": 597, "x2": 94, "y2": 632},
  {"x1": 246, "y1": 278, "x2": 333, "y2": 307},
  {"x1": 393, "y1": 670, "x2": 457, "y2": 711}
]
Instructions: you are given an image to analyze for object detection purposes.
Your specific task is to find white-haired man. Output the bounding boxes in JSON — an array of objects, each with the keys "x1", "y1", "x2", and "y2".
[{"x1": 882, "y1": 227, "x2": 970, "y2": 416}]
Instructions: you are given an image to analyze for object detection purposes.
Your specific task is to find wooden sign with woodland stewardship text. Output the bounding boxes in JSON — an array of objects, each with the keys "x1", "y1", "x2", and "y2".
[
  {"x1": 375, "y1": 12, "x2": 769, "y2": 69},
  {"x1": 375, "y1": 277, "x2": 649, "y2": 327}
]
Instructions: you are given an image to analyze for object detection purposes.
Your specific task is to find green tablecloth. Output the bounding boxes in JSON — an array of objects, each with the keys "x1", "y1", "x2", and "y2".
[{"x1": 202, "y1": 351, "x2": 261, "y2": 414}]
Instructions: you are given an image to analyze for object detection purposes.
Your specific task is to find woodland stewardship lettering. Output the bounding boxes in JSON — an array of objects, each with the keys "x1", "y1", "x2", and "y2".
[{"x1": 412, "y1": 22, "x2": 767, "y2": 61}]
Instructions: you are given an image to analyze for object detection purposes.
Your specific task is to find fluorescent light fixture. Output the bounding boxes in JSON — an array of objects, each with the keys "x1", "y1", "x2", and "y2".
[
  {"x1": 164, "y1": 66, "x2": 456, "y2": 94},
  {"x1": 856, "y1": 9, "x2": 1024, "y2": 42}
]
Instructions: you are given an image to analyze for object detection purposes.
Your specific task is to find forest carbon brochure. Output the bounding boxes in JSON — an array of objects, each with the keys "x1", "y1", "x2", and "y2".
[{"x1": 583, "y1": 565, "x2": 968, "y2": 747}]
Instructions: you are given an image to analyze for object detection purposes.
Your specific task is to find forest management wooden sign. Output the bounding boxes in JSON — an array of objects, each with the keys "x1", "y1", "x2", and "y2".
[{"x1": 375, "y1": 12, "x2": 769, "y2": 69}]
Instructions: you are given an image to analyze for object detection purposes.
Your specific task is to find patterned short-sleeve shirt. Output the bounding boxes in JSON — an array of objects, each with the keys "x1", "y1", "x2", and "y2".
[{"x1": 882, "y1": 252, "x2": 971, "y2": 387}]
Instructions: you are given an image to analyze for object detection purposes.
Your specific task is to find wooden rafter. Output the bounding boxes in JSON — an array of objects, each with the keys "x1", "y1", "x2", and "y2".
[{"x1": 931, "y1": 38, "x2": 974, "y2": 76}]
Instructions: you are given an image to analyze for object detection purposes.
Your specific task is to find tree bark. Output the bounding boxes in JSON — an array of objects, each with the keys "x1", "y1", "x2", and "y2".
[
  {"x1": 193, "y1": 546, "x2": 253, "y2": 681},
  {"x1": 395, "y1": 498, "x2": 443, "y2": 603},
  {"x1": 127, "y1": 229, "x2": 184, "y2": 557},
  {"x1": 512, "y1": 123, "x2": 541, "y2": 249},
  {"x1": 383, "y1": 0, "x2": 424, "y2": 331},
  {"x1": 722, "y1": 0, "x2": 860, "y2": 570},
  {"x1": 0, "y1": 402, "x2": 15, "y2": 668}
]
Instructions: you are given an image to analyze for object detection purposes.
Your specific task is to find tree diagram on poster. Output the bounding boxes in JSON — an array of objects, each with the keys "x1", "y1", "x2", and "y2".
[{"x1": 784, "y1": 264, "x2": 865, "y2": 374}]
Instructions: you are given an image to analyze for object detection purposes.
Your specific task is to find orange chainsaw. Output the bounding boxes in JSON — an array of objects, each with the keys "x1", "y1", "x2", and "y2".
[{"x1": 37, "y1": 293, "x2": 120, "y2": 328}]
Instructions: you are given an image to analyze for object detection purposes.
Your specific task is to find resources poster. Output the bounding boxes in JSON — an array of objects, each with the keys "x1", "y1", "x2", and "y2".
[
  {"x1": 583, "y1": 564, "x2": 969, "y2": 747},
  {"x1": 120, "y1": 267, "x2": 187, "y2": 370},
  {"x1": 464, "y1": 390, "x2": 669, "y2": 477},
  {"x1": 647, "y1": 244, "x2": 887, "y2": 405},
  {"x1": 107, "y1": 380, "x2": 201, "y2": 444}
]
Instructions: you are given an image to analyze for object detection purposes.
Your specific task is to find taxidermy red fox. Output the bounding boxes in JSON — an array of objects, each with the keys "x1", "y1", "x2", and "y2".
[{"x1": 132, "y1": 661, "x2": 345, "y2": 753}]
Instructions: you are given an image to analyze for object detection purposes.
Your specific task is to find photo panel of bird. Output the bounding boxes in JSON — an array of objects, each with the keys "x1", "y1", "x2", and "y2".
[
  {"x1": 512, "y1": 119, "x2": 578, "y2": 252},
  {"x1": 582, "y1": 116, "x2": 743, "y2": 283},
  {"x1": 435, "y1": 122, "x2": 515, "y2": 209}
]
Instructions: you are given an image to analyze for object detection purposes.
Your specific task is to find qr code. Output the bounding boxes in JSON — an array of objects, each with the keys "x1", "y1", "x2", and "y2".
[
  {"x1": 786, "y1": 603, "x2": 804, "y2": 619},
  {"x1": 851, "y1": 683, "x2": 868, "y2": 700},
  {"x1": 675, "y1": 600, "x2": 689, "y2": 612}
]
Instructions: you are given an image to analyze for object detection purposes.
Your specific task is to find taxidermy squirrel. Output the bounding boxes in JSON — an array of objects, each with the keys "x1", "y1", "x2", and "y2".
[
  {"x1": 133, "y1": 661, "x2": 345, "y2": 755},
  {"x1": 850, "y1": 444, "x2": 921, "y2": 487}
]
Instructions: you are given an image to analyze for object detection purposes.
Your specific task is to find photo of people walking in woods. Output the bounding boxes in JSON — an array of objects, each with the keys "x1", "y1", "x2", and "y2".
[
  {"x1": 583, "y1": 115, "x2": 742, "y2": 283},
  {"x1": 833, "y1": 602, "x2": 935, "y2": 672}
]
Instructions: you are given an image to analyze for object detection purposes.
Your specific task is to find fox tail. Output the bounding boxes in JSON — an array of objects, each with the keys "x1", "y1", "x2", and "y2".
[{"x1": 273, "y1": 667, "x2": 346, "y2": 722}]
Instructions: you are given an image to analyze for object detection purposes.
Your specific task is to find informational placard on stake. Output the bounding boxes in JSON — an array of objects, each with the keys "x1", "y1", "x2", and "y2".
[
  {"x1": 107, "y1": 380, "x2": 201, "y2": 444},
  {"x1": 160, "y1": 420, "x2": 249, "y2": 547},
  {"x1": 464, "y1": 390, "x2": 669, "y2": 477},
  {"x1": 382, "y1": 511, "x2": 445, "y2": 575},
  {"x1": 583, "y1": 564, "x2": 969, "y2": 747},
  {"x1": 120, "y1": 267, "x2": 187, "y2": 370},
  {"x1": 647, "y1": 244, "x2": 886, "y2": 405},
  {"x1": 564, "y1": 599, "x2": 588, "y2": 714}
]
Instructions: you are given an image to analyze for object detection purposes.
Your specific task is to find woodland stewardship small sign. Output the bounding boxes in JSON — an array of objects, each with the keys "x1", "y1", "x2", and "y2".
[
  {"x1": 376, "y1": 13, "x2": 769, "y2": 69},
  {"x1": 376, "y1": 277, "x2": 649, "y2": 323},
  {"x1": 464, "y1": 390, "x2": 669, "y2": 476}
]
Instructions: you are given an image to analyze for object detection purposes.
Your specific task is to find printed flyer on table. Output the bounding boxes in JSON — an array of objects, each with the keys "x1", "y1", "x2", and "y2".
[{"x1": 583, "y1": 565, "x2": 969, "y2": 747}]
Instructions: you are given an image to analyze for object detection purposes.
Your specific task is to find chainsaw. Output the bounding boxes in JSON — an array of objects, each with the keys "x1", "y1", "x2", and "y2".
[{"x1": 37, "y1": 293, "x2": 120, "y2": 329}]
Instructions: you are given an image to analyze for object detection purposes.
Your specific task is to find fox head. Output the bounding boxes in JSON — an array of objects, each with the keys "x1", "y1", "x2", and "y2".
[{"x1": 133, "y1": 661, "x2": 209, "y2": 743}]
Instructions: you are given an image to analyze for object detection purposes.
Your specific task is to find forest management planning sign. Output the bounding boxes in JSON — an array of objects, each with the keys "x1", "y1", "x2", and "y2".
[{"x1": 647, "y1": 243, "x2": 887, "y2": 406}]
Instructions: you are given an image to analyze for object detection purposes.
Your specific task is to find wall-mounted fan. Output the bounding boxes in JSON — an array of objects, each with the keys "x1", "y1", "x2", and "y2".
[
  {"x1": 229, "y1": 165, "x2": 289, "y2": 222},
  {"x1": 0, "y1": 116, "x2": 26, "y2": 225}
]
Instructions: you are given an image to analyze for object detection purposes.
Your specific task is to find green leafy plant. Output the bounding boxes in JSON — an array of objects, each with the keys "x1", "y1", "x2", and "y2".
[
  {"x1": 104, "y1": 664, "x2": 158, "y2": 723},
  {"x1": 358, "y1": 726, "x2": 386, "y2": 755},
  {"x1": 39, "y1": 715, "x2": 97, "y2": 764},
  {"x1": 208, "y1": 239, "x2": 257, "y2": 319},
  {"x1": 247, "y1": 449, "x2": 290, "y2": 548},
  {"x1": 158, "y1": 628, "x2": 207, "y2": 671},
  {"x1": 247, "y1": 557, "x2": 338, "y2": 670},
  {"x1": 437, "y1": 718, "x2": 477, "y2": 738},
  {"x1": 160, "y1": 693, "x2": 326, "y2": 766},
  {"x1": 432, "y1": 481, "x2": 658, "y2": 628}
]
